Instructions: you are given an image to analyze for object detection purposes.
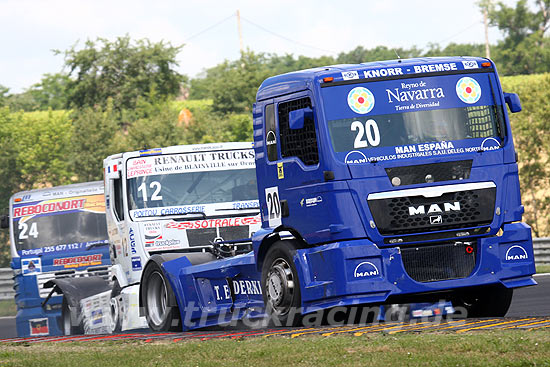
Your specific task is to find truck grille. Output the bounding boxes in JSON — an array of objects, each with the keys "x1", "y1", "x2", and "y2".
[
  {"x1": 187, "y1": 226, "x2": 250, "y2": 246},
  {"x1": 400, "y1": 242, "x2": 476, "y2": 283},
  {"x1": 368, "y1": 186, "x2": 496, "y2": 235},
  {"x1": 36, "y1": 266, "x2": 111, "y2": 298}
]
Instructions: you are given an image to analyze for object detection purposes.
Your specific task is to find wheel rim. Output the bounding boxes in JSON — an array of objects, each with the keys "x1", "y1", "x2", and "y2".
[
  {"x1": 265, "y1": 258, "x2": 295, "y2": 316},
  {"x1": 146, "y1": 270, "x2": 168, "y2": 327},
  {"x1": 110, "y1": 297, "x2": 120, "y2": 332}
]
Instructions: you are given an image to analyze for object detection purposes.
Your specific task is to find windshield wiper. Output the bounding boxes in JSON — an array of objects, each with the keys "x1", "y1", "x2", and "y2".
[
  {"x1": 86, "y1": 241, "x2": 109, "y2": 251},
  {"x1": 215, "y1": 206, "x2": 260, "y2": 211},
  {"x1": 159, "y1": 211, "x2": 206, "y2": 219}
]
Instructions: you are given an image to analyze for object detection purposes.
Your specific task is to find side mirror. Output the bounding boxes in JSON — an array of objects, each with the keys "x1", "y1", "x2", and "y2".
[
  {"x1": 0, "y1": 214, "x2": 9, "y2": 229},
  {"x1": 504, "y1": 93, "x2": 522, "y2": 113},
  {"x1": 289, "y1": 107, "x2": 313, "y2": 130}
]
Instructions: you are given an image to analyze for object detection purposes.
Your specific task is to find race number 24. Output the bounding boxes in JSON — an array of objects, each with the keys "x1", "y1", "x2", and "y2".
[{"x1": 265, "y1": 186, "x2": 282, "y2": 227}]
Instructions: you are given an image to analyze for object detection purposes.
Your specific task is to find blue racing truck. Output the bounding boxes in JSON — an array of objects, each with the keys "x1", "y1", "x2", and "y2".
[
  {"x1": 1, "y1": 182, "x2": 111, "y2": 336},
  {"x1": 139, "y1": 57, "x2": 536, "y2": 329}
]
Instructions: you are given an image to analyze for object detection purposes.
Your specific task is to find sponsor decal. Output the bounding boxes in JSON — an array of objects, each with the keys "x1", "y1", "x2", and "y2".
[
  {"x1": 144, "y1": 239, "x2": 181, "y2": 251},
  {"x1": 132, "y1": 205, "x2": 206, "y2": 219},
  {"x1": 29, "y1": 318, "x2": 49, "y2": 336},
  {"x1": 462, "y1": 60, "x2": 479, "y2": 69},
  {"x1": 363, "y1": 67, "x2": 403, "y2": 79},
  {"x1": 13, "y1": 198, "x2": 86, "y2": 218},
  {"x1": 277, "y1": 162, "x2": 284, "y2": 179},
  {"x1": 386, "y1": 80, "x2": 445, "y2": 111},
  {"x1": 456, "y1": 77, "x2": 481, "y2": 104},
  {"x1": 347, "y1": 87, "x2": 375, "y2": 114},
  {"x1": 129, "y1": 228, "x2": 137, "y2": 254},
  {"x1": 91, "y1": 309, "x2": 103, "y2": 325},
  {"x1": 300, "y1": 196, "x2": 323, "y2": 207},
  {"x1": 505, "y1": 245, "x2": 529, "y2": 261},
  {"x1": 139, "y1": 147, "x2": 162, "y2": 156},
  {"x1": 165, "y1": 216, "x2": 261, "y2": 230},
  {"x1": 341, "y1": 71, "x2": 359, "y2": 80},
  {"x1": 22, "y1": 257, "x2": 41, "y2": 275},
  {"x1": 127, "y1": 149, "x2": 255, "y2": 178},
  {"x1": 132, "y1": 257, "x2": 142, "y2": 271},
  {"x1": 53, "y1": 254, "x2": 102, "y2": 268},
  {"x1": 413, "y1": 63, "x2": 458, "y2": 74},
  {"x1": 353, "y1": 261, "x2": 380, "y2": 278},
  {"x1": 232, "y1": 200, "x2": 259, "y2": 209},
  {"x1": 408, "y1": 202, "x2": 461, "y2": 216},
  {"x1": 213, "y1": 279, "x2": 262, "y2": 301}
]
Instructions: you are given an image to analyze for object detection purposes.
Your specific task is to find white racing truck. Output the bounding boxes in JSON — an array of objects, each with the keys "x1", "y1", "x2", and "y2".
[{"x1": 103, "y1": 142, "x2": 261, "y2": 331}]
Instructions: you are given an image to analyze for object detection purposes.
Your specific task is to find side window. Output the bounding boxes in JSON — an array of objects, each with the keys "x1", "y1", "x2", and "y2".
[
  {"x1": 265, "y1": 104, "x2": 278, "y2": 161},
  {"x1": 278, "y1": 97, "x2": 319, "y2": 166},
  {"x1": 113, "y1": 178, "x2": 124, "y2": 221}
]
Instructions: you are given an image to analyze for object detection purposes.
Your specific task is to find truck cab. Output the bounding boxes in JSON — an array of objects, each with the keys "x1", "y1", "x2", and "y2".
[
  {"x1": 3, "y1": 181, "x2": 110, "y2": 336},
  {"x1": 251, "y1": 57, "x2": 535, "y2": 322},
  {"x1": 103, "y1": 142, "x2": 261, "y2": 331}
]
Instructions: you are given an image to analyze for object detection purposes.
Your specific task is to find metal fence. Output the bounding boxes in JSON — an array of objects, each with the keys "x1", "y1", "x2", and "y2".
[
  {"x1": 0, "y1": 268, "x2": 13, "y2": 301},
  {"x1": 533, "y1": 238, "x2": 550, "y2": 267},
  {"x1": 0, "y1": 239, "x2": 549, "y2": 301}
]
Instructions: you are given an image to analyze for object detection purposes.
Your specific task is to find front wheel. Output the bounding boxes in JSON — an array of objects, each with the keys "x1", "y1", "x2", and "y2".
[
  {"x1": 110, "y1": 281, "x2": 122, "y2": 333},
  {"x1": 453, "y1": 285, "x2": 514, "y2": 317},
  {"x1": 142, "y1": 262, "x2": 181, "y2": 331},
  {"x1": 261, "y1": 241, "x2": 302, "y2": 326}
]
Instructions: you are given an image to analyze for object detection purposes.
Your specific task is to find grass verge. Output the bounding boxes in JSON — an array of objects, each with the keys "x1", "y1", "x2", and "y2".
[
  {"x1": 1, "y1": 330, "x2": 549, "y2": 367},
  {"x1": 0, "y1": 299, "x2": 16, "y2": 317},
  {"x1": 537, "y1": 264, "x2": 550, "y2": 274}
]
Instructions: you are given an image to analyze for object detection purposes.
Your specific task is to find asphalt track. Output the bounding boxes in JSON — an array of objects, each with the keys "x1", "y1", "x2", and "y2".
[{"x1": 1, "y1": 274, "x2": 548, "y2": 343}]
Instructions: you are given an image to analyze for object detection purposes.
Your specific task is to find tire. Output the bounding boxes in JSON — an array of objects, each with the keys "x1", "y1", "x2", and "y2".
[
  {"x1": 142, "y1": 261, "x2": 181, "y2": 332},
  {"x1": 453, "y1": 285, "x2": 514, "y2": 317},
  {"x1": 61, "y1": 297, "x2": 83, "y2": 335},
  {"x1": 110, "y1": 281, "x2": 122, "y2": 333},
  {"x1": 261, "y1": 241, "x2": 302, "y2": 327}
]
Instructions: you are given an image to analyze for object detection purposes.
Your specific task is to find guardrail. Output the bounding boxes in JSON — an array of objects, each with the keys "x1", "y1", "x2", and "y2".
[
  {"x1": 533, "y1": 238, "x2": 550, "y2": 267},
  {"x1": 0, "y1": 268, "x2": 13, "y2": 301},
  {"x1": 0, "y1": 239, "x2": 548, "y2": 301}
]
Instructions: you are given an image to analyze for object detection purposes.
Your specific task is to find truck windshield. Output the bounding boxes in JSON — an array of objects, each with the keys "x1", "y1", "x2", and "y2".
[
  {"x1": 12, "y1": 195, "x2": 108, "y2": 252},
  {"x1": 321, "y1": 72, "x2": 504, "y2": 162},
  {"x1": 126, "y1": 149, "x2": 258, "y2": 214}
]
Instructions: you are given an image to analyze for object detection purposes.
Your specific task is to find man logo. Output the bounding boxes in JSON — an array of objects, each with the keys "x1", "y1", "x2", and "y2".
[
  {"x1": 408, "y1": 202, "x2": 460, "y2": 216},
  {"x1": 430, "y1": 215, "x2": 442, "y2": 224},
  {"x1": 344, "y1": 150, "x2": 368, "y2": 164},
  {"x1": 505, "y1": 245, "x2": 528, "y2": 261},
  {"x1": 353, "y1": 261, "x2": 380, "y2": 278}
]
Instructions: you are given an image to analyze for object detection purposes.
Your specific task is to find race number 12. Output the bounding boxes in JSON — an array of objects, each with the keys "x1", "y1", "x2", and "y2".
[{"x1": 265, "y1": 186, "x2": 282, "y2": 227}]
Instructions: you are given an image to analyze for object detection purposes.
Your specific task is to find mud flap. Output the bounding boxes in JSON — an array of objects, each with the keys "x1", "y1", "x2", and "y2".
[
  {"x1": 45, "y1": 277, "x2": 111, "y2": 334},
  {"x1": 80, "y1": 290, "x2": 113, "y2": 334}
]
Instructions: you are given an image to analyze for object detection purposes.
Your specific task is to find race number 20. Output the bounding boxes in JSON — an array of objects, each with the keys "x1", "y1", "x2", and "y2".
[{"x1": 265, "y1": 186, "x2": 282, "y2": 227}]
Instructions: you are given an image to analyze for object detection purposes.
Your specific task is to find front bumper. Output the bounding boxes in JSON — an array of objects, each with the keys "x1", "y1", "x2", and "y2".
[{"x1": 295, "y1": 222, "x2": 536, "y2": 314}]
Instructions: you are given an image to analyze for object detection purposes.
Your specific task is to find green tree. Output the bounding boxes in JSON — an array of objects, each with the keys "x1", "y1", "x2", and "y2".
[
  {"x1": 337, "y1": 45, "x2": 421, "y2": 64},
  {"x1": 487, "y1": 0, "x2": 550, "y2": 74},
  {"x1": 0, "y1": 85, "x2": 9, "y2": 106},
  {"x1": 58, "y1": 35, "x2": 186, "y2": 111},
  {"x1": 502, "y1": 73, "x2": 550, "y2": 236},
  {"x1": 70, "y1": 102, "x2": 122, "y2": 181},
  {"x1": 28, "y1": 73, "x2": 70, "y2": 110}
]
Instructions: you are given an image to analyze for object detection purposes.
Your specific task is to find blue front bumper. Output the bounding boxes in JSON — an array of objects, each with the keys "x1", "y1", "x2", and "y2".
[
  {"x1": 15, "y1": 296, "x2": 64, "y2": 337},
  {"x1": 295, "y1": 222, "x2": 536, "y2": 314}
]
